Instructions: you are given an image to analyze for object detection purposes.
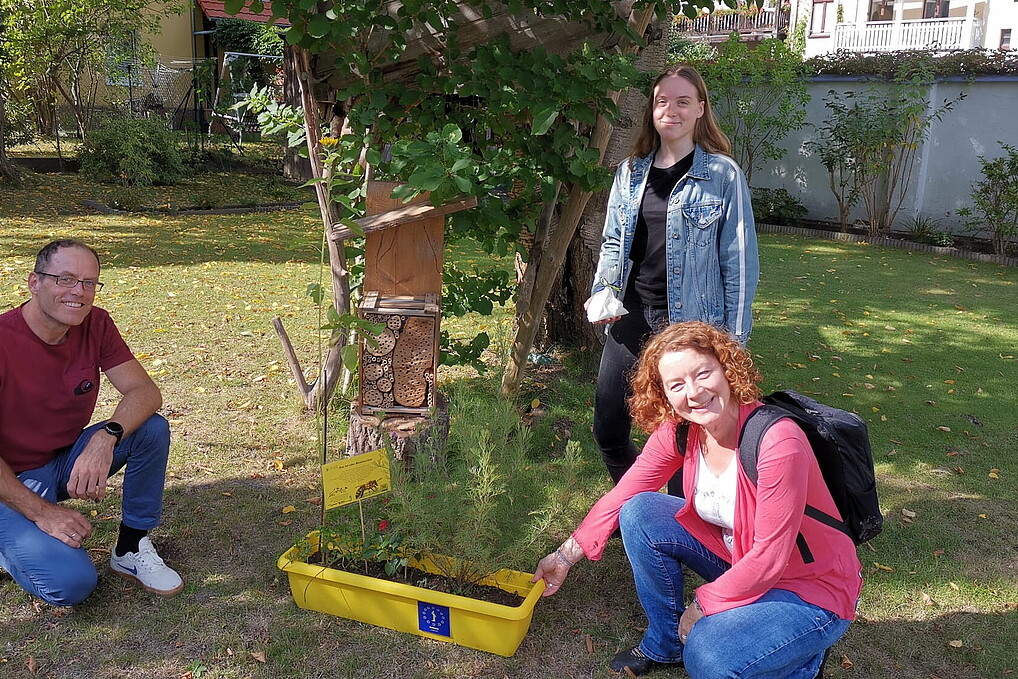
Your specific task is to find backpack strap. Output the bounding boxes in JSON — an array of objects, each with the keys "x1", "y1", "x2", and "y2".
[
  {"x1": 667, "y1": 422, "x2": 690, "y2": 497},
  {"x1": 738, "y1": 406, "x2": 850, "y2": 563}
]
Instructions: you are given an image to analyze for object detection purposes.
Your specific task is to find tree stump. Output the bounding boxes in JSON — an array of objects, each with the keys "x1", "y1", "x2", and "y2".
[{"x1": 346, "y1": 392, "x2": 449, "y2": 462}]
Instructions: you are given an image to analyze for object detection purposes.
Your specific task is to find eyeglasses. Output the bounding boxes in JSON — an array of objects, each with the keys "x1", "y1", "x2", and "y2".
[{"x1": 34, "y1": 271, "x2": 104, "y2": 292}]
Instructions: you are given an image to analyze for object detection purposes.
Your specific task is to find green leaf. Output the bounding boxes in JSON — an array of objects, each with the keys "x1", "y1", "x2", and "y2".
[
  {"x1": 341, "y1": 344, "x2": 359, "y2": 372},
  {"x1": 531, "y1": 107, "x2": 558, "y2": 136},
  {"x1": 223, "y1": 0, "x2": 246, "y2": 14}
]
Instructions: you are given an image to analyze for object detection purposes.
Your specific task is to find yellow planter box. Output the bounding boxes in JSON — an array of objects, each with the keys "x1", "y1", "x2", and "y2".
[{"x1": 277, "y1": 531, "x2": 546, "y2": 657}]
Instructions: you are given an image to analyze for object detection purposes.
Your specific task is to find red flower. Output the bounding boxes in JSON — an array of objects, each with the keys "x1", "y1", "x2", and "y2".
[{"x1": 377, "y1": 520, "x2": 390, "y2": 532}]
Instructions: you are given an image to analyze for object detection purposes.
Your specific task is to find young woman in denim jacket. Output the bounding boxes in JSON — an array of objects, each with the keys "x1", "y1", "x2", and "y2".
[{"x1": 587, "y1": 65, "x2": 759, "y2": 484}]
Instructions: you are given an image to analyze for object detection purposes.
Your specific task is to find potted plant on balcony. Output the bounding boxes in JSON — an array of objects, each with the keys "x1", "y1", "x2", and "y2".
[{"x1": 277, "y1": 392, "x2": 585, "y2": 656}]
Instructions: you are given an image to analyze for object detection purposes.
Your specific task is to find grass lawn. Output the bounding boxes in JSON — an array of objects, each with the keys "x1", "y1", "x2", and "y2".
[{"x1": 1, "y1": 163, "x2": 1016, "y2": 679}]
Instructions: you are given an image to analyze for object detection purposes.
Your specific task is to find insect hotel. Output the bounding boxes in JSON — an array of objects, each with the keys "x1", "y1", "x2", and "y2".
[{"x1": 334, "y1": 181, "x2": 476, "y2": 458}]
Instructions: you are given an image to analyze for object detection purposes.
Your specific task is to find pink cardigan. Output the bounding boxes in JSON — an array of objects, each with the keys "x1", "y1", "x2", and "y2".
[{"x1": 572, "y1": 402, "x2": 863, "y2": 620}]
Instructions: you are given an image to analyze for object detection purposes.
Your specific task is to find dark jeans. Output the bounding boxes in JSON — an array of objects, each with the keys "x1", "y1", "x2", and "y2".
[{"x1": 593, "y1": 305, "x2": 669, "y2": 483}]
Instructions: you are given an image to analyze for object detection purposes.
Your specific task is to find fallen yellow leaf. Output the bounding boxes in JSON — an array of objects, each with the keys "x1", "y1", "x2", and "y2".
[
  {"x1": 281, "y1": 505, "x2": 297, "y2": 514},
  {"x1": 873, "y1": 562, "x2": 894, "y2": 572},
  {"x1": 251, "y1": 651, "x2": 267, "y2": 663},
  {"x1": 902, "y1": 509, "x2": 917, "y2": 519},
  {"x1": 948, "y1": 640, "x2": 963, "y2": 648}
]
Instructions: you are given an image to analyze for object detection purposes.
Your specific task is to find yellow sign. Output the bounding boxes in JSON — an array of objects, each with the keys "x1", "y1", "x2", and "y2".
[{"x1": 322, "y1": 448, "x2": 391, "y2": 510}]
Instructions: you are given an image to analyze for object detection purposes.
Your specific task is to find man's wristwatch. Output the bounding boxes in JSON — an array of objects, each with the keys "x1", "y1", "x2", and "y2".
[{"x1": 103, "y1": 421, "x2": 124, "y2": 444}]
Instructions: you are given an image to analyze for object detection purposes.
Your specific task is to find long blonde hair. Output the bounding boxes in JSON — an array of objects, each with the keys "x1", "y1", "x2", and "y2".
[{"x1": 630, "y1": 65, "x2": 731, "y2": 165}]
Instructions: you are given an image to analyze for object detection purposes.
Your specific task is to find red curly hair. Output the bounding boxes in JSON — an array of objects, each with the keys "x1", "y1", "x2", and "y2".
[{"x1": 628, "y1": 322, "x2": 762, "y2": 434}]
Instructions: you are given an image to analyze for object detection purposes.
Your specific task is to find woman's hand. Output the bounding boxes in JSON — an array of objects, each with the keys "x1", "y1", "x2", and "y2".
[
  {"x1": 584, "y1": 297, "x2": 621, "y2": 326},
  {"x1": 532, "y1": 538, "x2": 585, "y2": 597},
  {"x1": 678, "y1": 598, "x2": 704, "y2": 644}
]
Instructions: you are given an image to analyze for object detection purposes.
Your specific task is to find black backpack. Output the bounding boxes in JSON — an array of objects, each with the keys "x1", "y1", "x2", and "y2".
[{"x1": 669, "y1": 390, "x2": 882, "y2": 559}]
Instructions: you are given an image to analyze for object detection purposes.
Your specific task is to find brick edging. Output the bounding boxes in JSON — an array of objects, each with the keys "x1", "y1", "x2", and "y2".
[{"x1": 756, "y1": 222, "x2": 1018, "y2": 268}]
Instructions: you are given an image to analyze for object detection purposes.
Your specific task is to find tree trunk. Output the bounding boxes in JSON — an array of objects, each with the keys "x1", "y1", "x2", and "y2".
[
  {"x1": 500, "y1": 9, "x2": 660, "y2": 396},
  {"x1": 274, "y1": 46, "x2": 351, "y2": 414},
  {"x1": 0, "y1": 85, "x2": 23, "y2": 186},
  {"x1": 282, "y1": 45, "x2": 312, "y2": 182},
  {"x1": 346, "y1": 393, "x2": 450, "y2": 461},
  {"x1": 546, "y1": 26, "x2": 670, "y2": 351}
]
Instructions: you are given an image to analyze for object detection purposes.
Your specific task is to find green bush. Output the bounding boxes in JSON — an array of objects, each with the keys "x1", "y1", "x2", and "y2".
[
  {"x1": 959, "y1": 143, "x2": 1018, "y2": 256},
  {"x1": 807, "y1": 48, "x2": 1018, "y2": 79},
  {"x1": 906, "y1": 215, "x2": 955, "y2": 247},
  {"x1": 78, "y1": 117, "x2": 187, "y2": 186},
  {"x1": 752, "y1": 187, "x2": 808, "y2": 226},
  {"x1": 2, "y1": 95, "x2": 35, "y2": 148}
]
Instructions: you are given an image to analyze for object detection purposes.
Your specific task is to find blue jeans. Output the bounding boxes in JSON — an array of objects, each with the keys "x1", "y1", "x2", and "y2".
[
  {"x1": 0, "y1": 415, "x2": 170, "y2": 606},
  {"x1": 619, "y1": 492, "x2": 852, "y2": 678}
]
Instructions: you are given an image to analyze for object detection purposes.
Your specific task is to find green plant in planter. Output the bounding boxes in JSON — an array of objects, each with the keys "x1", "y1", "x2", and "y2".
[{"x1": 309, "y1": 384, "x2": 587, "y2": 595}]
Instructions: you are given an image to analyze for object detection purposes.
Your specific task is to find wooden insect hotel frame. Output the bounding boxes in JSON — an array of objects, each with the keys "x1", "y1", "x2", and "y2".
[
  {"x1": 329, "y1": 181, "x2": 476, "y2": 423},
  {"x1": 358, "y1": 292, "x2": 440, "y2": 415}
]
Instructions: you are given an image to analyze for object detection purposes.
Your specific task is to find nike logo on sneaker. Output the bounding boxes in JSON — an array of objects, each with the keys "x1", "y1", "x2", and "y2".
[{"x1": 122, "y1": 565, "x2": 138, "y2": 575}]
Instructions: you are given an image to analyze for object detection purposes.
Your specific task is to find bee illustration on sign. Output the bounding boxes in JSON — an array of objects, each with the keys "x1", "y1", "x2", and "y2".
[
  {"x1": 355, "y1": 479, "x2": 379, "y2": 499},
  {"x1": 321, "y1": 448, "x2": 391, "y2": 510}
]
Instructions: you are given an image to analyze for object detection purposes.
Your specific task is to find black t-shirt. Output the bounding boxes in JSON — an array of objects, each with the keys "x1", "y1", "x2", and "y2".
[{"x1": 626, "y1": 150, "x2": 695, "y2": 309}]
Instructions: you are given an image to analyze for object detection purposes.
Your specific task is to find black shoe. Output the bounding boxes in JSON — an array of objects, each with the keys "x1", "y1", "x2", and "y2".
[{"x1": 609, "y1": 646, "x2": 662, "y2": 676}]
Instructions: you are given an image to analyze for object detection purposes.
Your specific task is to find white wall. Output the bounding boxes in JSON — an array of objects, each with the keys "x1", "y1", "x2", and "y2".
[{"x1": 751, "y1": 75, "x2": 1018, "y2": 233}]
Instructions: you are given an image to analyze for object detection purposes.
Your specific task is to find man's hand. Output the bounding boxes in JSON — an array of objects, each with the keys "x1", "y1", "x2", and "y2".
[
  {"x1": 67, "y1": 429, "x2": 115, "y2": 500},
  {"x1": 34, "y1": 502, "x2": 92, "y2": 547}
]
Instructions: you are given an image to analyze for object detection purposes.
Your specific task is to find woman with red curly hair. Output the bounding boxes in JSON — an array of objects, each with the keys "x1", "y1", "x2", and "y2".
[{"x1": 534, "y1": 322, "x2": 861, "y2": 678}]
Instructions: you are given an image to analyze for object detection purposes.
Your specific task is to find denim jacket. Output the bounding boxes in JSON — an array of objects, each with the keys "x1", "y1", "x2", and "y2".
[{"x1": 590, "y1": 145, "x2": 759, "y2": 344}]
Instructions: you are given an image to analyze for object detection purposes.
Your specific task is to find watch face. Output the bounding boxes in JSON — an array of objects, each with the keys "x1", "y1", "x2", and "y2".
[{"x1": 104, "y1": 422, "x2": 124, "y2": 439}]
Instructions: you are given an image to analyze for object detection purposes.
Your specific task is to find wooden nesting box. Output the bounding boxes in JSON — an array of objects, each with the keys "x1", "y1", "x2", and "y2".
[{"x1": 358, "y1": 291, "x2": 440, "y2": 415}]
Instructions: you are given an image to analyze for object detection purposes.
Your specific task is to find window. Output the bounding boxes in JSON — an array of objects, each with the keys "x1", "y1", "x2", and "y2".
[
  {"x1": 1002, "y1": 29, "x2": 1013, "y2": 50},
  {"x1": 811, "y1": 0, "x2": 835, "y2": 35},
  {"x1": 923, "y1": 0, "x2": 951, "y2": 19},
  {"x1": 868, "y1": 0, "x2": 894, "y2": 21}
]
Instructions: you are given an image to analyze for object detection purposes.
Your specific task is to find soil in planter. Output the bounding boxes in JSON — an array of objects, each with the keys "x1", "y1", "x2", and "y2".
[{"x1": 308, "y1": 554, "x2": 526, "y2": 607}]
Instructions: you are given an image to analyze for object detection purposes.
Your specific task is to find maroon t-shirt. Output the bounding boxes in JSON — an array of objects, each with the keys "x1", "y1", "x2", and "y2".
[{"x1": 0, "y1": 304, "x2": 135, "y2": 472}]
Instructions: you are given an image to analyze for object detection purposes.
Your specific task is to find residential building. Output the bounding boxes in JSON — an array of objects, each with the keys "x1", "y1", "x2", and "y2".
[
  {"x1": 794, "y1": 0, "x2": 1018, "y2": 57},
  {"x1": 674, "y1": 0, "x2": 792, "y2": 45}
]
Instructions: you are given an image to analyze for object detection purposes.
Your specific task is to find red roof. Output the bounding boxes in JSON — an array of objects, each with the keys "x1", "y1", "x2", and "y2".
[{"x1": 196, "y1": 0, "x2": 288, "y2": 25}]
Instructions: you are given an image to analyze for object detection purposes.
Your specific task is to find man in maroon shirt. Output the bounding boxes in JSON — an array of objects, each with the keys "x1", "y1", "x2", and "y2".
[{"x1": 0, "y1": 239, "x2": 183, "y2": 605}]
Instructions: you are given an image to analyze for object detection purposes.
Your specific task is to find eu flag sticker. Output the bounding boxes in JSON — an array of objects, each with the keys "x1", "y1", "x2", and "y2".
[{"x1": 418, "y1": 602, "x2": 451, "y2": 637}]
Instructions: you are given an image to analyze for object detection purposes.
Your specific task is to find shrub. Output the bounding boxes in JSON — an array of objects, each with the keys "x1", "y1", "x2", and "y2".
[
  {"x1": 906, "y1": 215, "x2": 954, "y2": 247},
  {"x1": 684, "y1": 35, "x2": 810, "y2": 182},
  {"x1": 807, "y1": 48, "x2": 1018, "y2": 79},
  {"x1": 752, "y1": 187, "x2": 808, "y2": 226},
  {"x1": 959, "y1": 143, "x2": 1018, "y2": 256},
  {"x1": 78, "y1": 117, "x2": 187, "y2": 186},
  {"x1": 2, "y1": 95, "x2": 34, "y2": 148}
]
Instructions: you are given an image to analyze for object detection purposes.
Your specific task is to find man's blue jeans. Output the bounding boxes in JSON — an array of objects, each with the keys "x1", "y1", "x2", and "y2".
[
  {"x1": 619, "y1": 492, "x2": 852, "y2": 678},
  {"x1": 0, "y1": 415, "x2": 170, "y2": 606}
]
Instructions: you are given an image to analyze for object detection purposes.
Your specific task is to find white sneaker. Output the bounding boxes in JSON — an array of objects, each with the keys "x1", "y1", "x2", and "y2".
[{"x1": 110, "y1": 536, "x2": 184, "y2": 597}]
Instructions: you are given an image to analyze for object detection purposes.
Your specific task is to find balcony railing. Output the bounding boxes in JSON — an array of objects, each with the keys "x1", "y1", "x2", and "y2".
[
  {"x1": 677, "y1": 8, "x2": 790, "y2": 42},
  {"x1": 833, "y1": 17, "x2": 983, "y2": 52}
]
